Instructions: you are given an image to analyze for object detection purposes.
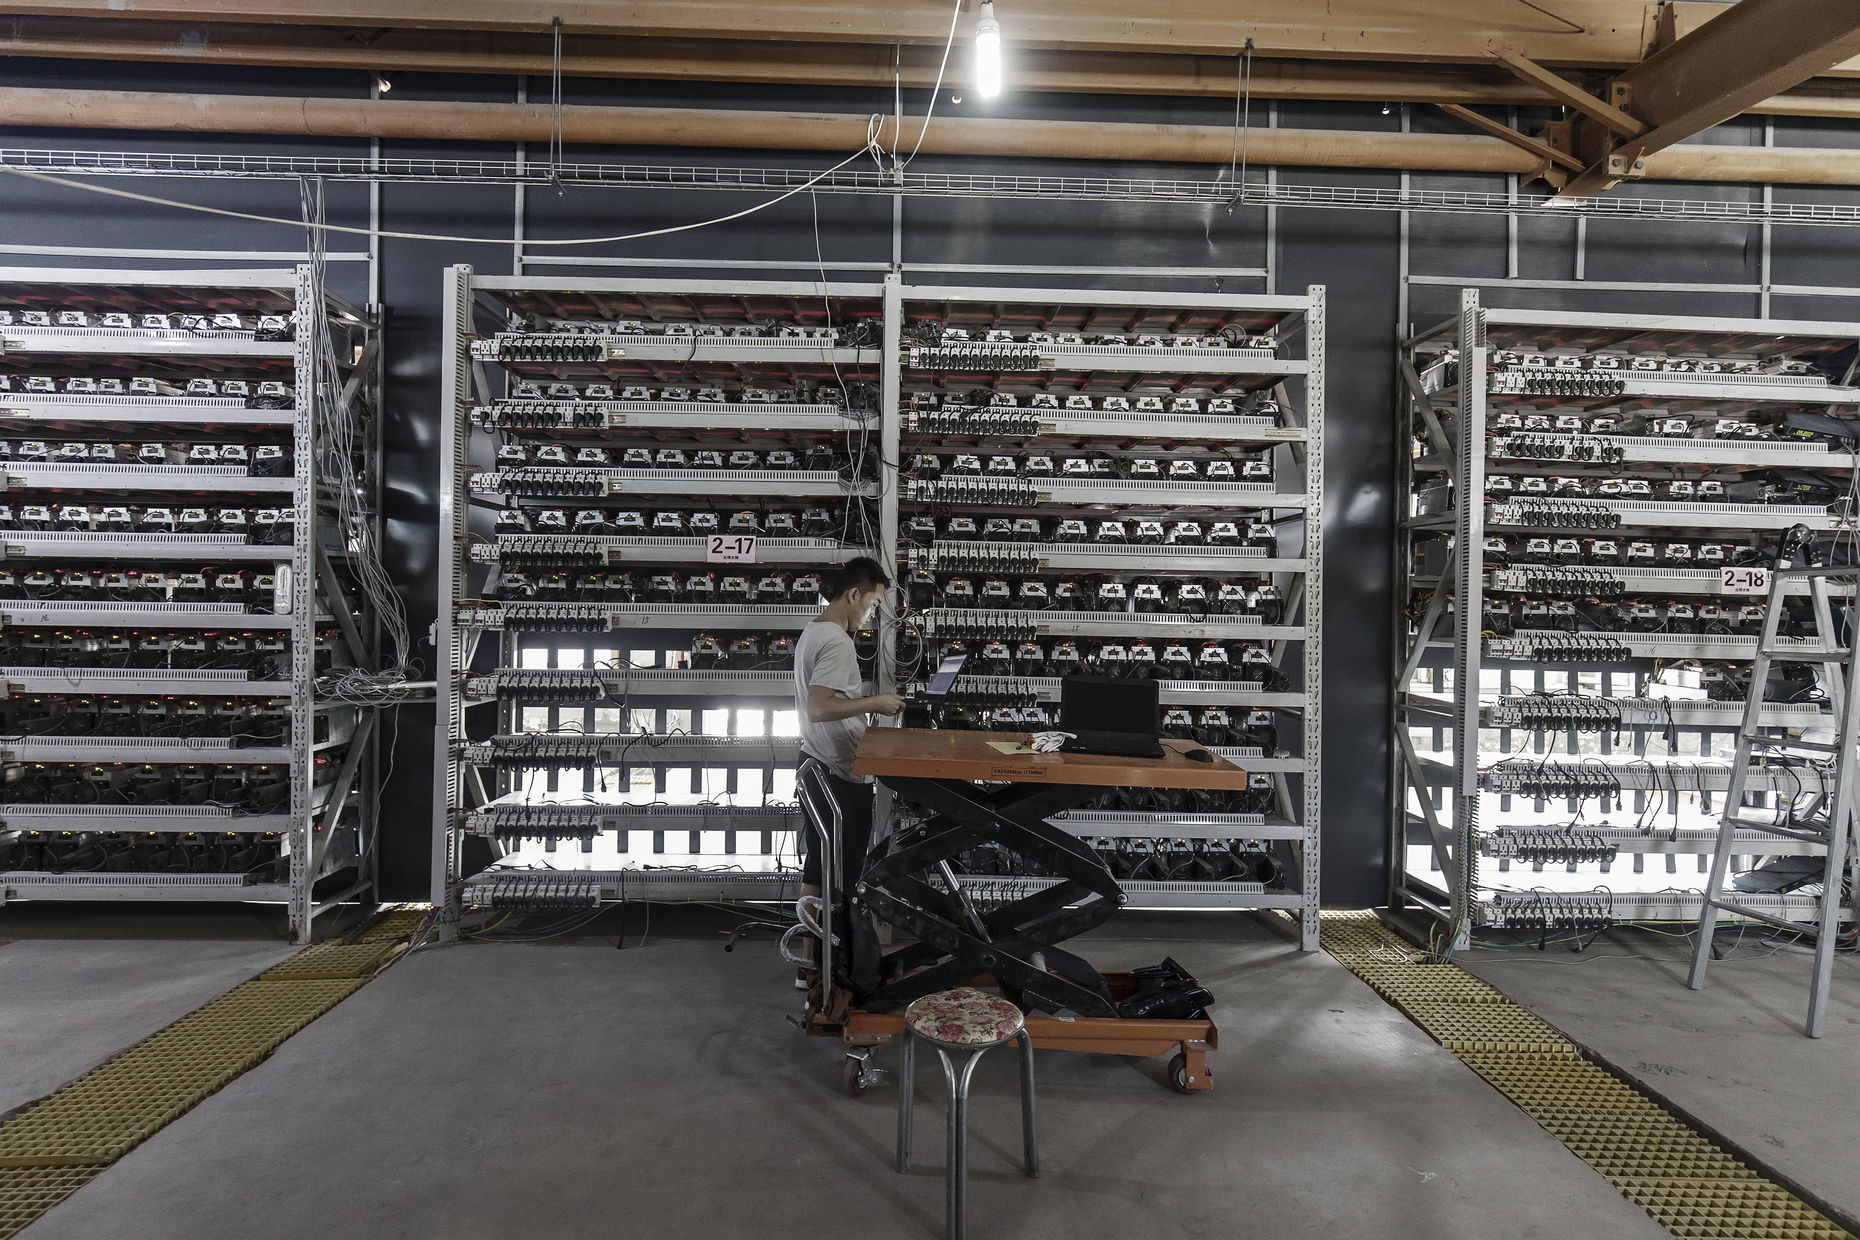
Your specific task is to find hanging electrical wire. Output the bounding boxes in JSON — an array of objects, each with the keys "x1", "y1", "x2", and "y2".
[
  {"x1": 0, "y1": 145, "x2": 885, "y2": 248},
  {"x1": 298, "y1": 176, "x2": 417, "y2": 704},
  {"x1": 897, "y1": 0, "x2": 966, "y2": 171},
  {"x1": 547, "y1": 16, "x2": 567, "y2": 196}
]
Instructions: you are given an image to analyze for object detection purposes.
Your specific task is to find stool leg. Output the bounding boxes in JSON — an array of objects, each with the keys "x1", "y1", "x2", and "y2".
[
  {"x1": 1016, "y1": 1029, "x2": 1039, "y2": 1178},
  {"x1": 937, "y1": 1047, "x2": 988, "y2": 1240},
  {"x1": 896, "y1": 1033, "x2": 915, "y2": 1173},
  {"x1": 936, "y1": 1049, "x2": 962, "y2": 1240}
]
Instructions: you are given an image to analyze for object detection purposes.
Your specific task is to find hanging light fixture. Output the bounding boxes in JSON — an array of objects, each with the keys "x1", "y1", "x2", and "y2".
[{"x1": 975, "y1": 1, "x2": 1003, "y2": 98}]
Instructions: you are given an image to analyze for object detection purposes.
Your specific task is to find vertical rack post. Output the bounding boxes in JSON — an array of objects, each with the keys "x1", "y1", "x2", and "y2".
[
  {"x1": 431, "y1": 263, "x2": 474, "y2": 939},
  {"x1": 1449, "y1": 289, "x2": 1487, "y2": 948},
  {"x1": 873, "y1": 273, "x2": 907, "y2": 843},
  {"x1": 289, "y1": 263, "x2": 319, "y2": 942},
  {"x1": 1299, "y1": 284, "x2": 1326, "y2": 951}
]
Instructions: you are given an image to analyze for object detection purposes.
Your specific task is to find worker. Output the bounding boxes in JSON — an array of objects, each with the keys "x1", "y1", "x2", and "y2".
[{"x1": 793, "y1": 555, "x2": 904, "y2": 990}]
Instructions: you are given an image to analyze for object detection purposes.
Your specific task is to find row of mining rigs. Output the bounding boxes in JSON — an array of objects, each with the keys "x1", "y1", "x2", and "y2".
[
  {"x1": 883, "y1": 283, "x2": 1324, "y2": 937},
  {"x1": 0, "y1": 265, "x2": 388, "y2": 942},
  {"x1": 433, "y1": 272, "x2": 890, "y2": 931},
  {"x1": 1395, "y1": 291, "x2": 1860, "y2": 950}
]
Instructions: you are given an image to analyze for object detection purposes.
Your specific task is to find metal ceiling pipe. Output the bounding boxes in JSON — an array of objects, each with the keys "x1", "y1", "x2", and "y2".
[
  {"x1": 0, "y1": 23, "x2": 1540, "y2": 107},
  {"x1": 4, "y1": 86, "x2": 1860, "y2": 185},
  {"x1": 0, "y1": 87, "x2": 1542, "y2": 173}
]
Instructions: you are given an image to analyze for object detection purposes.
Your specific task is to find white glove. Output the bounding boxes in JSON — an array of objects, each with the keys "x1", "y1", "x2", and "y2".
[{"x1": 1029, "y1": 731, "x2": 1074, "y2": 753}]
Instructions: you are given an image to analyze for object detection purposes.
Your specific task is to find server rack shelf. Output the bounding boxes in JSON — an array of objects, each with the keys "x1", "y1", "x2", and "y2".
[
  {"x1": 1393, "y1": 293, "x2": 1860, "y2": 948},
  {"x1": 433, "y1": 273, "x2": 1326, "y2": 944},
  {"x1": 0, "y1": 605, "x2": 306, "y2": 629},
  {"x1": 432, "y1": 271, "x2": 886, "y2": 933},
  {"x1": 891, "y1": 282, "x2": 1325, "y2": 948},
  {"x1": 0, "y1": 265, "x2": 387, "y2": 941},
  {"x1": 463, "y1": 668, "x2": 796, "y2": 701},
  {"x1": 0, "y1": 396, "x2": 296, "y2": 427}
]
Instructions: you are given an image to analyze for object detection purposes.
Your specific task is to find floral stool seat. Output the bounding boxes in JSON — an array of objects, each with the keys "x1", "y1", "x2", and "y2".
[
  {"x1": 896, "y1": 987, "x2": 1039, "y2": 1240},
  {"x1": 906, "y1": 987, "x2": 1025, "y2": 1046}
]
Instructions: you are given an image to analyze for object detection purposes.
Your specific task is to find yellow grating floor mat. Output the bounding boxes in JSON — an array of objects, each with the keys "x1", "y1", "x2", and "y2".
[
  {"x1": 0, "y1": 979, "x2": 368, "y2": 1168},
  {"x1": 1319, "y1": 912, "x2": 1858, "y2": 1240},
  {"x1": 0, "y1": 919, "x2": 416, "y2": 1237},
  {"x1": 1634, "y1": 1183, "x2": 1857, "y2": 1240},
  {"x1": 1399, "y1": 1001, "x2": 1579, "y2": 1055},
  {"x1": 262, "y1": 941, "x2": 400, "y2": 980},
  {"x1": 1347, "y1": 965, "x2": 1511, "y2": 1009},
  {"x1": 0, "y1": 1165, "x2": 107, "y2": 1237},
  {"x1": 355, "y1": 906, "x2": 428, "y2": 943}
]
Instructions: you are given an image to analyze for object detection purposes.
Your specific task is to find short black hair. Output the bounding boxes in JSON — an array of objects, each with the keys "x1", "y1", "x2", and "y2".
[{"x1": 823, "y1": 556, "x2": 890, "y2": 602}]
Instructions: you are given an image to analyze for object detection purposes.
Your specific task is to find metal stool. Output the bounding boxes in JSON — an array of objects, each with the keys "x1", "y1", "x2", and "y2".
[{"x1": 896, "y1": 987, "x2": 1039, "y2": 1240}]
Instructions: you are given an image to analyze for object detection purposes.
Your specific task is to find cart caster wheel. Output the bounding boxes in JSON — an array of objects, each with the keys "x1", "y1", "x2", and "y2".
[
  {"x1": 1167, "y1": 1051, "x2": 1203, "y2": 1095},
  {"x1": 842, "y1": 1056, "x2": 871, "y2": 1097}
]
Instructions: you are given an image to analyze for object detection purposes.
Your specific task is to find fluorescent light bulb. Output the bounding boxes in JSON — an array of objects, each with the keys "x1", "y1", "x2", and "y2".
[{"x1": 976, "y1": 2, "x2": 1003, "y2": 98}]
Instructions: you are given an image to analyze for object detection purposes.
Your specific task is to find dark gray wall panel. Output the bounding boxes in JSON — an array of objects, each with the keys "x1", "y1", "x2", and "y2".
[{"x1": 1277, "y1": 172, "x2": 1402, "y2": 912}]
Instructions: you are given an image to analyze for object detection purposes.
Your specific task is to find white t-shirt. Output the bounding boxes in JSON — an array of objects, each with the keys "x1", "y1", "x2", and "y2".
[{"x1": 794, "y1": 620, "x2": 872, "y2": 784}]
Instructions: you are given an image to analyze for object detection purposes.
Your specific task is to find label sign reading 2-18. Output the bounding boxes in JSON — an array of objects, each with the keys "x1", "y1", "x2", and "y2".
[
  {"x1": 706, "y1": 534, "x2": 758, "y2": 564},
  {"x1": 1720, "y1": 566, "x2": 1770, "y2": 596}
]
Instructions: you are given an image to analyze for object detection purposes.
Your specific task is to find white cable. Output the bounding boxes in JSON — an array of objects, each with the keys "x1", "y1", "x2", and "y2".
[
  {"x1": 899, "y1": 0, "x2": 965, "y2": 170},
  {"x1": 778, "y1": 921, "x2": 816, "y2": 967},
  {"x1": 1, "y1": 147, "x2": 873, "y2": 248},
  {"x1": 795, "y1": 893, "x2": 829, "y2": 939},
  {"x1": 299, "y1": 176, "x2": 415, "y2": 692}
]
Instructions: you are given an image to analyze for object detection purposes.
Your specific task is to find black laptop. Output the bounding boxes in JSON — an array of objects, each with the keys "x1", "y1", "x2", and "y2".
[
  {"x1": 1058, "y1": 675, "x2": 1166, "y2": 759},
  {"x1": 923, "y1": 651, "x2": 968, "y2": 701}
]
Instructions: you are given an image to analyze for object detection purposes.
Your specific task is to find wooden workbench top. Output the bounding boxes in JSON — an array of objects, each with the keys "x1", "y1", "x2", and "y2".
[{"x1": 852, "y1": 728, "x2": 1252, "y2": 790}]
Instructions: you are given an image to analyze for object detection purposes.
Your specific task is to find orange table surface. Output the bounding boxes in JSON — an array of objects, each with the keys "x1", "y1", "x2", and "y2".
[{"x1": 852, "y1": 727, "x2": 1251, "y2": 790}]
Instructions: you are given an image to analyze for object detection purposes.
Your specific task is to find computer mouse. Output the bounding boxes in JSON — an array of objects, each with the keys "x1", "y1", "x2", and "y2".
[{"x1": 1186, "y1": 747, "x2": 1215, "y2": 763}]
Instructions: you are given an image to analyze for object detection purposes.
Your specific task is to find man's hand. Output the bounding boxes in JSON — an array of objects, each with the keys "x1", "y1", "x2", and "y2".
[{"x1": 867, "y1": 693, "x2": 906, "y2": 717}]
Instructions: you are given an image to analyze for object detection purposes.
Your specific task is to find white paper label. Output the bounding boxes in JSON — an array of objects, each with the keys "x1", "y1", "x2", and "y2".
[
  {"x1": 1720, "y1": 566, "x2": 1770, "y2": 596},
  {"x1": 705, "y1": 534, "x2": 757, "y2": 564}
]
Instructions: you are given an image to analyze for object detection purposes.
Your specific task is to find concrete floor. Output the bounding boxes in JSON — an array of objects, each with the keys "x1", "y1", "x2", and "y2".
[
  {"x1": 1458, "y1": 928, "x2": 1860, "y2": 1231},
  {"x1": 0, "y1": 936, "x2": 293, "y2": 1117},
  {"x1": 15, "y1": 911, "x2": 1676, "y2": 1240}
]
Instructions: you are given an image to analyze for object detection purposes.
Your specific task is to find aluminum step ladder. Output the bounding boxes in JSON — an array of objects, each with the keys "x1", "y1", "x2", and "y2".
[{"x1": 1688, "y1": 529, "x2": 1860, "y2": 1038}]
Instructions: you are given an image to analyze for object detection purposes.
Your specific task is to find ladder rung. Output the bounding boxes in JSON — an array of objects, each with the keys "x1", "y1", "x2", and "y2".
[
  {"x1": 1709, "y1": 899, "x2": 1826, "y2": 936},
  {"x1": 1758, "y1": 647, "x2": 1850, "y2": 660},
  {"x1": 1721, "y1": 815, "x2": 1833, "y2": 845}
]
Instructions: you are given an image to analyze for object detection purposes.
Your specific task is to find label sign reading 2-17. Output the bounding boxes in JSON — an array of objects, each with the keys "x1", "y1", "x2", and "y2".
[
  {"x1": 706, "y1": 534, "x2": 758, "y2": 564},
  {"x1": 1720, "y1": 566, "x2": 1770, "y2": 596}
]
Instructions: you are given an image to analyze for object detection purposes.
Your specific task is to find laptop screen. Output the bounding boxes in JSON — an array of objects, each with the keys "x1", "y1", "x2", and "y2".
[
  {"x1": 1060, "y1": 675, "x2": 1160, "y2": 736},
  {"x1": 924, "y1": 652, "x2": 969, "y2": 698}
]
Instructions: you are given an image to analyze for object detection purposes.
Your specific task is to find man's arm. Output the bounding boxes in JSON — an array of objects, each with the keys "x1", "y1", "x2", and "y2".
[{"x1": 806, "y1": 683, "x2": 904, "y2": 722}]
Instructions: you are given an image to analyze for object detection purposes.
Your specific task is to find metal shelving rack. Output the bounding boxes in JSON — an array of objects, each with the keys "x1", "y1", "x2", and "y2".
[
  {"x1": 0, "y1": 265, "x2": 386, "y2": 942},
  {"x1": 431, "y1": 271, "x2": 1326, "y2": 950},
  {"x1": 891, "y1": 281, "x2": 1325, "y2": 948},
  {"x1": 1394, "y1": 292, "x2": 1860, "y2": 949},
  {"x1": 431, "y1": 270, "x2": 888, "y2": 931}
]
